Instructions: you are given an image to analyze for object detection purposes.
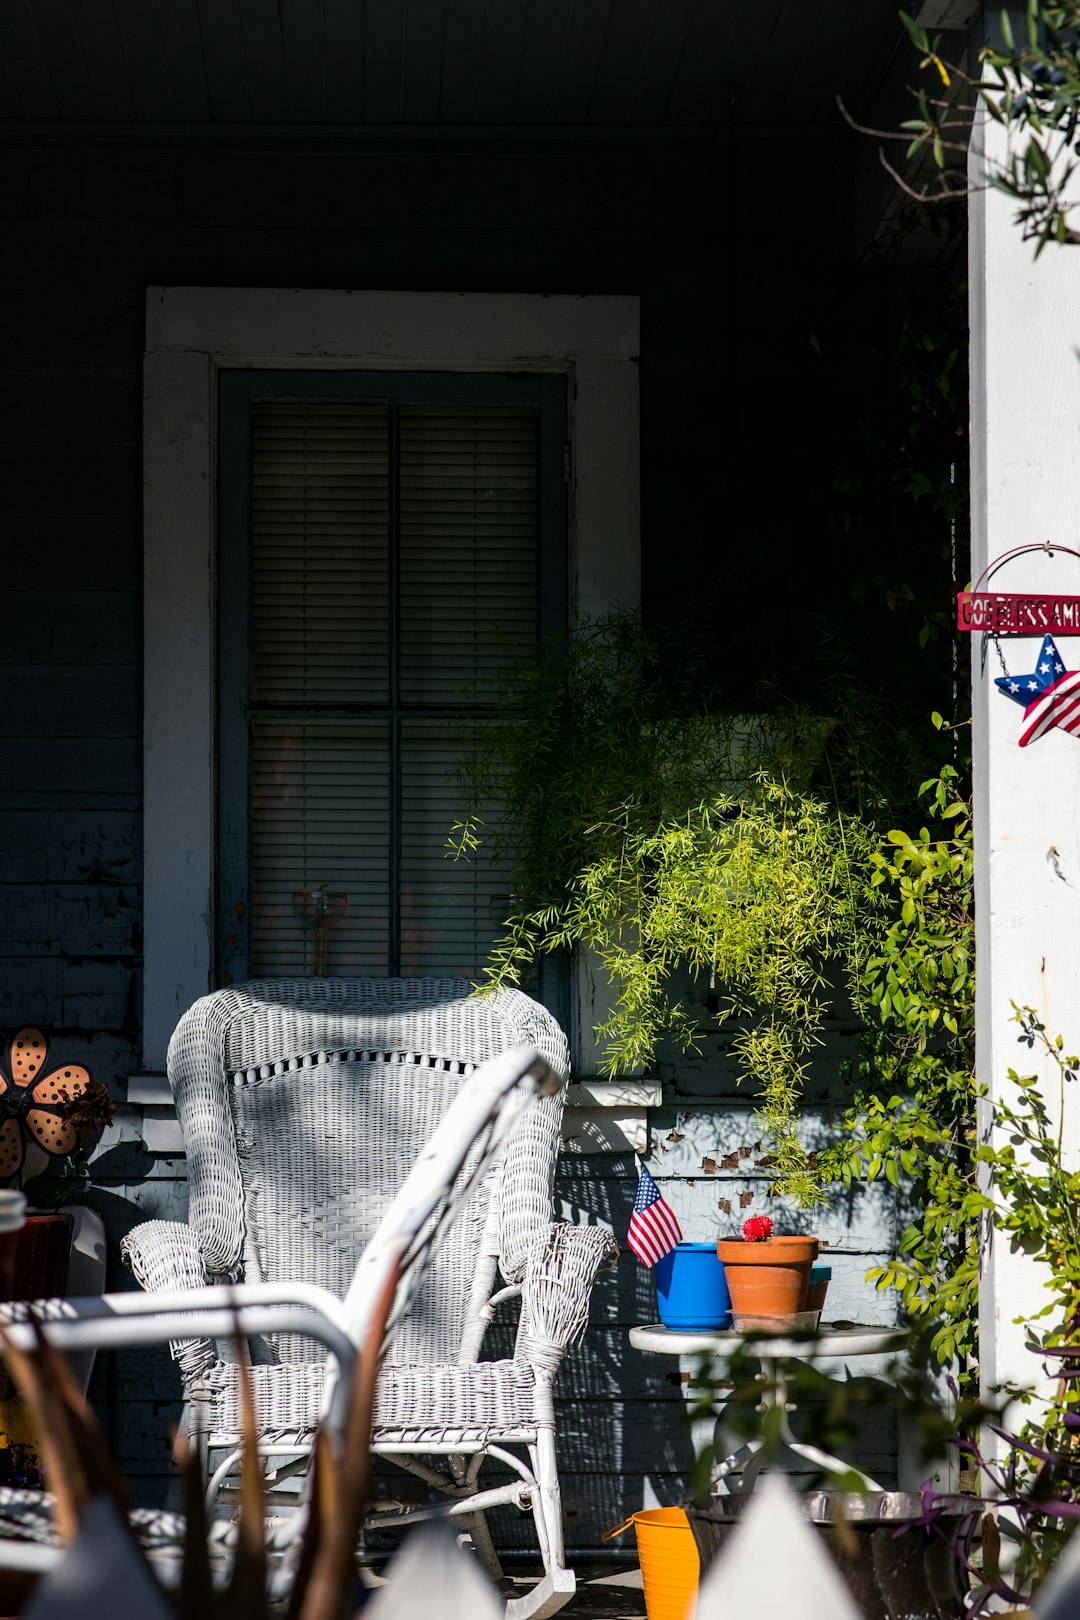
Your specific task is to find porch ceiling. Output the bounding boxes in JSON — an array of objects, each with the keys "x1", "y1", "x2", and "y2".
[{"x1": 0, "y1": 0, "x2": 912, "y2": 136}]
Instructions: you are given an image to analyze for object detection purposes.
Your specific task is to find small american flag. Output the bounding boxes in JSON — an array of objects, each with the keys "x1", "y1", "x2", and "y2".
[{"x1": 627, "y1": 1163, "x2": 682, "y2": 1267}]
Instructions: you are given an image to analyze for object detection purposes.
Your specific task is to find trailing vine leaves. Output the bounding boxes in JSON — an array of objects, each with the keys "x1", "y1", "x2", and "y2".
[
  {"x1": 952, "y1": 1012, "x2": 1080, "y2": 1604},
  {"x1": 820, "y1": 766, "x2": 978, "y2": 1381},
  {"x1": 537, "y1": 780, "x2": 882, "y2": 1206},
  {"x1": 450, "y1": 611, "x2": 903, "y2": 1206},
  {"x1": 448, "y1": 609, "x2": 898, "y2": 912}
]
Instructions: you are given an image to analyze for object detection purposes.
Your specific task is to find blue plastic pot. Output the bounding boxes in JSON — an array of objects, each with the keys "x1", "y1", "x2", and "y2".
[
  {"x1": 807, "y1": 1262, "x2": 832, "y2": 1315},
  {"x1": 655, "y1": 1242, "x2": 732, "y2": 1330}
]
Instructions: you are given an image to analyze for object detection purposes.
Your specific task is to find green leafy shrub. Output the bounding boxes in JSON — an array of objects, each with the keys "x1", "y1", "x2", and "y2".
[
  {"x1": 822, "y1": 766, "x2": 977, "y2": 1377},
  {"x1": 985, "y1": 1008, "x2": 1080, "y2": 1345},
  {"x1": 825, "y1": 765, "x2": 1080, "y2": 1403}
]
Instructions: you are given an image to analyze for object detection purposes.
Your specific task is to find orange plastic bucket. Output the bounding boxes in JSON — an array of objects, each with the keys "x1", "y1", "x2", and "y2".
[{"x1": 605, "y1": 1506, "x2": 700, "y2": 1620}]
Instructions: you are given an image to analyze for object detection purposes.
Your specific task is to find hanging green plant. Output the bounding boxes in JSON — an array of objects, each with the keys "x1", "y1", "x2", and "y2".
[
  {"x1": 539, "y1": 779, "x2": 881, "y2": 1204},
  {"x1": 449, "y1": 611, "x2": 909, "y2": 1205}
]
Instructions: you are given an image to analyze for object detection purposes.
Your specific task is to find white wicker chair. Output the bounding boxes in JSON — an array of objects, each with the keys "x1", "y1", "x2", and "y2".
[
  {"x1": 121, "y1": 978, "x2": 617, "y2": 1620},
  {"x1": 0, "y1": 1038, "x2": 561, "y2": 1601}
]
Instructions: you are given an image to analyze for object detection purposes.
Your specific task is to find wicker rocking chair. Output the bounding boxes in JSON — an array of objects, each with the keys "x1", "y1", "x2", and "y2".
[
  {"x1": 0, "y1": 1038, "x2": 559, "y2": 1600},
  {"x1": 121, "y1": 978, "x2": 617, "y2": 1620}
]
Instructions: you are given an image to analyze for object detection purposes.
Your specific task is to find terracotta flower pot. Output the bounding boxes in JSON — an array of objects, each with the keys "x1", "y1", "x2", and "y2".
[{"x1": 715, "y1": 1235, "x2": 820, "y2": 1318}]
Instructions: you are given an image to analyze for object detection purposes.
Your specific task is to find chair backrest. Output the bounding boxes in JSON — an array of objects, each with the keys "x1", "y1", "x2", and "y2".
[
  {"x1": 167, "y1": 978, "x2": 569, "y2": 1365},
  {"x1": 333, "y1": 1044, "x2": 559, "y2": 1402}
]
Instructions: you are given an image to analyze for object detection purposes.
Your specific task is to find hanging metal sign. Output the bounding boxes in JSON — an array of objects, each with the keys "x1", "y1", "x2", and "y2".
[
  {"x1": 960, "y1": 547, "x2": 1080, "y2": 746},
  {"x1": 957, "y1": 592, "x2": 1080, "y2": 633}
]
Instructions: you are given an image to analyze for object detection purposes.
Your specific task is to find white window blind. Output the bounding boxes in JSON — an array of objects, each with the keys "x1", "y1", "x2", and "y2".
[
  {"x1": 244, "y1": 397, "x2": 542, "y2": 980},
  {"x1": 399, "y1": 408, "x2": 541, "y2": 703},
  {"x1": 252, "y1": 403, "x2": 390, "y2": 707}
]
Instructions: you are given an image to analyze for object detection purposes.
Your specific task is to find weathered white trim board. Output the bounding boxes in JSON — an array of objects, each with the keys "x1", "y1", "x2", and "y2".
[
  {"x1": 129, "y1": 1073, "x2": 660, "y2": 1157},
  {"x1": 564, "y1": 1080, "x2": 662, "y2": 1108},
  {"x1": 143, "y1": 289, "x2": 641, "y2": 1071},
  {"x1": 970, "y1": 116, "x2": 1080, "y2": 1442},
  {"x1": 126, "y1": 1075, "x2": 172, "y2": 1106},
  {"x1": 561, "y1": 1080, "x2": 663, "y2": 1154}
]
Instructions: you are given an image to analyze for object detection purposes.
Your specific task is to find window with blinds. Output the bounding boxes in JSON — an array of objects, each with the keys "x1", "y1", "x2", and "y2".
[{"x1": 217, "y1": 371, "x2": 567, "y2": 989}]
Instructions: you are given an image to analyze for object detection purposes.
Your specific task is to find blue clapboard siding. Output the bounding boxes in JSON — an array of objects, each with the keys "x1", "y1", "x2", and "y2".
[{"x1": 0, "y1": 124, "x2": 900, "y2": 1534}]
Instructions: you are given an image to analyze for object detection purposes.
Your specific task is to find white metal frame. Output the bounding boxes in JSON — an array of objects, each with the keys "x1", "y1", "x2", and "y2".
[{"x1": 0, "y1": 1284, "x2": 356, "y2": 1577}]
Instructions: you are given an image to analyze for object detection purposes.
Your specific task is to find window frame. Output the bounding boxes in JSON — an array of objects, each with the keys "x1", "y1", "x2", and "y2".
[
  {"x1": 217, "y1": 365, "x2": 568, "y2": 989},
  {"x1": 143, "y1": 288, "x2": 640, "y2": 1072}
]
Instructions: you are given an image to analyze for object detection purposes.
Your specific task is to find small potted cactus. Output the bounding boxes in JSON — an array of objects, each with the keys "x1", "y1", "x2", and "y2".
[{"x1": 715, "y1": 1214, "x2": 820, "y2": 1320}]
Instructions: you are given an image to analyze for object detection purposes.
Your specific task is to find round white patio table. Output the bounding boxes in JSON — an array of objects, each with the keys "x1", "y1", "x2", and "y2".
[{"x1": 629, "y1": 1322, "x2": 908, "y2": 1493}]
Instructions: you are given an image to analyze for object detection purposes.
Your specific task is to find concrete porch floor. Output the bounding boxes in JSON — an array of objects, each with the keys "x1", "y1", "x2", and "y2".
[
  {"x1": 508, "y1": 1565, "x2": 646, "y2": 1617},
  {"x1": 365, "y1": 1557, "x2": 647, "y2": 1615}
]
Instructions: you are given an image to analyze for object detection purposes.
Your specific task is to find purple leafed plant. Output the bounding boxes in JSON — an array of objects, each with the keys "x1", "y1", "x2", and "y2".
[{"x1": 905, "y1": 1335, "x2": 1080, "y2": 1613}]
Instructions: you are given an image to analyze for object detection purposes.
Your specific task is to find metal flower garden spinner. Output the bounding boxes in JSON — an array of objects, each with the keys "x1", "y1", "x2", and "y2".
[
  {"x1": 0, "y1": 1030, "x2": 113, "y2": 1189},
  {"x1": 957, "y1": 543, "x2": 1080, "y2": 747}
]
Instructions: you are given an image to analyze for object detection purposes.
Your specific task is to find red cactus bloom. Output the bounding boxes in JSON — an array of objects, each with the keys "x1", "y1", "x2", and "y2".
[{"x1": 742, "y1": 1214, "x2": 773, "y2": 1242}]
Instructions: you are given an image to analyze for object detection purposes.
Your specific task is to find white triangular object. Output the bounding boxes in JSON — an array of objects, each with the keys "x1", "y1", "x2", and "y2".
[
  {"x1": 694, "y1": 1475, "x2": 863, "y2": 1620},
  {"x1": 23, "y1": 1495, "x2": 174, "y2": 1620},
  {"x1": 1034, "y1": 1521, "x2": 1080, "y2": 1618},
  {"x1": 366, "y1": 1524, "x2": 503, "y2": 1620}
]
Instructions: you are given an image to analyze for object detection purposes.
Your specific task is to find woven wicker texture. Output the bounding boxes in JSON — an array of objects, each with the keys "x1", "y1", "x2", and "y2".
[
  {"x1": 166, "y1": 978, "x2": 567, "y2": 1287},
  {"x1": 0, "y1": 1490, "x2": 299, "y2": 1584},
  {"x1": 129, "y1": 980, "x2": 573, "y2": 1419},
  {"x1": 121, "y1": 1219, "x2": 215, "y2": 1379},
  {"x1": 230, "y1": 1055, "x2": 490, "y2": 1365},
  {"x1": 120, "y1": 979, "x2": 618, "y2": 1617},
  {"x1": 198, "y1": 1356, "x2": 541, "y2": 1440},
  {"x1": 519, "y1": 1224, "x2": 621, "y2": 1370}
]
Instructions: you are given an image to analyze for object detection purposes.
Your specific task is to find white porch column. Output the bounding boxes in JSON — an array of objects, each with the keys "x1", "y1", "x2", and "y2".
[{"x1": 970, "y1": 120, "x2": 1080, "y2": 1434}]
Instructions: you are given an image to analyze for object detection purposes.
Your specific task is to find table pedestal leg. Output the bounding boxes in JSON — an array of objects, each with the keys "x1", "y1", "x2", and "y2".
[
  {"x1": 707, "y1": 1358, "x2": 885, "y2": 1493},
  {"x1": 709, "y1": 1437, "x2": 762, "y2": 1486},
  {"x1": 779, "y1": 1439, "x2": 884, "y2": 1491}
]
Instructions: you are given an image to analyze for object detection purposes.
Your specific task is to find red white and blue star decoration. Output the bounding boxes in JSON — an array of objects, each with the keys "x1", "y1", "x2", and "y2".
[
  {"x1": 996, "y1": 634, "x2": 1080, "y2": 747},
  {"x1": 1018, "y1": 668, "x2": 1080, "y2": 747},
  {"x1": 995, "y1": 634, "x2": 1066, "y2": 706}
]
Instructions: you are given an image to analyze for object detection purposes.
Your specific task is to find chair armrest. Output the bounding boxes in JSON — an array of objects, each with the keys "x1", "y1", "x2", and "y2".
[
  {"x1": 120, "y1": 1220, "x2": 216, "y2": 1381},
  {"x1": 518, "y1": 1222, "x2": 619, "y2": 1374}
]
